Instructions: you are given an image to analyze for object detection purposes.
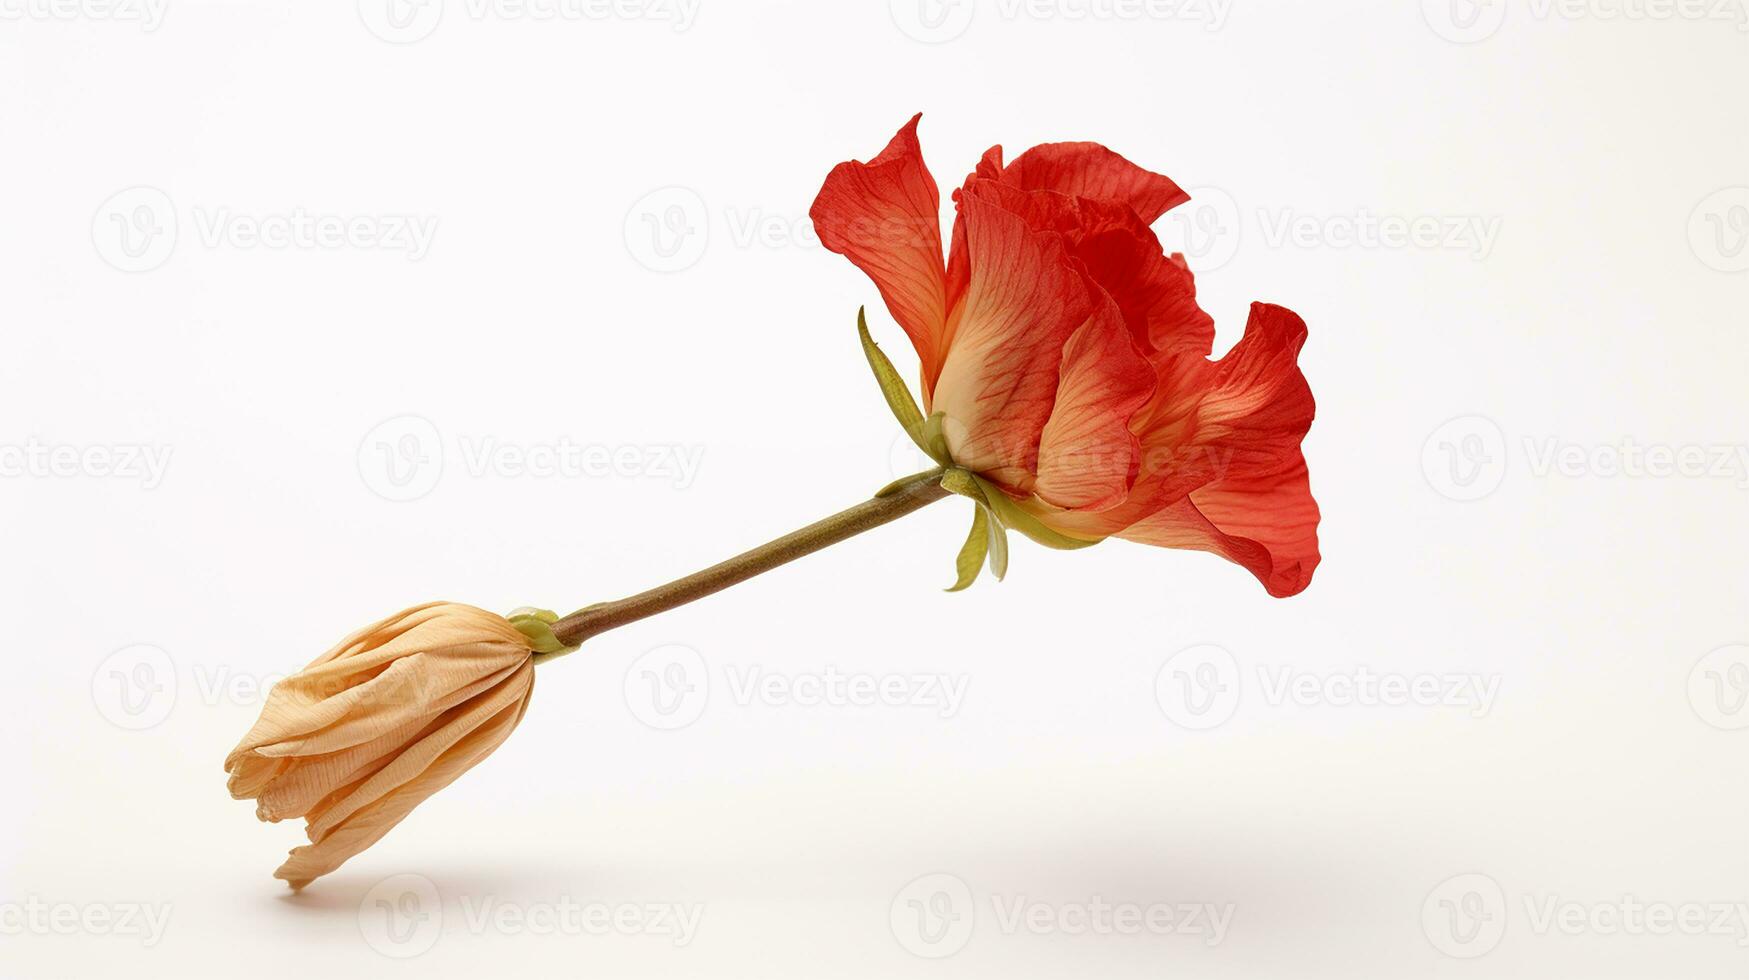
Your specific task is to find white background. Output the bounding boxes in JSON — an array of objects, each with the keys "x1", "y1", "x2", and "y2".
[{"x1": 2, "y1": 1, "x2": 1746, "y2": 976}]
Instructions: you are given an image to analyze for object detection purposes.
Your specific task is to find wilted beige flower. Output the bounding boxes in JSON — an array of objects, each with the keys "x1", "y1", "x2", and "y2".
[{"x1": 224, "y1": 602, "x2": 536, "y2": 889}]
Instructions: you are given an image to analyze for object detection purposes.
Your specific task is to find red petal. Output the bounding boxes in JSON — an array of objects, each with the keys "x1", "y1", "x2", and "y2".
[
  {"x1": 1032, "y1": 295, "x2": 1156, "y2": 511},
  {"x1": 1118, "y1": 303, "x2": 1320, "y2": 595},
  {"x1": 949, "y1": 179, "x2": 1214, "y2": 361},
  {"x1": 932, "y1": 183, "x2": 1096, "y2": 490},
  {"x1": 1000, "y1": 141, "x2": 1189, "y2": 223},
  {"x1": 1121, "y1": 454, "x2": 1320, "y2": 598},
  {"x1": 945, "y1": 144, "x2": 1006, "y2": 312},
  {"x1": 810, "y1": 114, "x2": 949, "y2": 387}
]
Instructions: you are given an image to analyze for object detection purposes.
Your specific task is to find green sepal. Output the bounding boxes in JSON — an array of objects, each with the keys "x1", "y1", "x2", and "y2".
[
  {"x1": 937, "y1": 469, "x2": 1007, "y2": 584},
  {"x1": 507, "y1": 606, "x2": 574, "y2": 655},
  {"x1": 970, "y1": 475, "x2": 1106, "y2": 551},
  {"x1": 939, "y1": 466, "x2": 984, "y2": 502},
  {"x1": 947, "y1": 506, "x2": 990, "y2": 592},
  {"x1": 917, "y1": 412, "x2": 953, "y2": 465},
  {"x1": 983, "y1": 504, "x2": 1009, "y2": 580},
  {"x1": 858, "y1": 308, "x2": 934, "y2": 457}
]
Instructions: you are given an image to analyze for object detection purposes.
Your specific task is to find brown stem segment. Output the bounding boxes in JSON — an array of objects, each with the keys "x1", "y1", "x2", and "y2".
[{"x1": 546, "y1": 468, "x2": 951, "y2": 651}]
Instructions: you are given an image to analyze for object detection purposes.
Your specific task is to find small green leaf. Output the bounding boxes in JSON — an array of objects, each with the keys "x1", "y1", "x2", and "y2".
[
  {"x1": 874, "y1": 468, "x2": 942, "y2": 498},
  {"x1": 939, "y1": 466, "x2": 986, "y2": 503},
  {"x1": 917, "y1": 411, "x2": 952, "y2": 465},
  {"x1": 971, "y1": 475, "x2": 1106, "y2": 551},
  {"x1": 507, "y1": 607, "x2": 573, "y2": 655},
  {"x1": 983, "y1": 506, "x2": 1009, "y2": 580},
  {"x1": 858, "y1": 308, "x2": 930, "y2": 454},
  {"x1": 947, "y1": 506, "x2": 990, "y2": 592}
]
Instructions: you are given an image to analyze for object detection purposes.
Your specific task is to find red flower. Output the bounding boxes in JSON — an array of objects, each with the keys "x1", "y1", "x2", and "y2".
[{"x1": 810, "y1": 115, "x2": 1320, "y2": 597}]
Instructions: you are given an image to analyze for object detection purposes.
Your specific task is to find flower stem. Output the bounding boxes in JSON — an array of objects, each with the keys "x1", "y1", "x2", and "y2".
[{"x1": 543, "y1": 467, "x2": 951, "y2": 656}]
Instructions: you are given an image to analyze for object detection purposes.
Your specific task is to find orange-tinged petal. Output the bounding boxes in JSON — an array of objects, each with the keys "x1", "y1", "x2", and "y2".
[
  {"x1": 1035, "y1": 301, "x2": 1318, "y2": 596},
  {"x1": 225, "y1": 602, "x2": 538, "y2": 888},
  {"x1": 1000, "y1": 141, "x2": 1189, "y2": 223},
  {"x1": 944, "y1": 145, "x2": 1007, "y2": 310},
  {"x1": 1032, "y1": 295, "x2": 1156, "y2": 511},
  {"x1": 949, "y1": 178, "x2": 1214, "y2": 360},
  {"x1": 224, "y1": 605, "x2": 527, "y2": 777},
  {"x1": 303, "y1": 662, "x2": 532, "y2": 842},
  {"x1": 932, "y1": 184, "x2": 1097, "y2": 490},
  {"x1": 810, "y1": 114, "x2": 950, "y2": 393},
  {"x1": 1113, "y1": 302, "x2": 1319, "y2": 593},
  {"x1": 1120, "y1": 453, "x2": 1320, "y2": 597},
  {"x1": 274, "y1": 686, "x2": 532, "y2": 890},
  {"x1": 251, "y1": 713, "x2": 429, "y2": 822}
]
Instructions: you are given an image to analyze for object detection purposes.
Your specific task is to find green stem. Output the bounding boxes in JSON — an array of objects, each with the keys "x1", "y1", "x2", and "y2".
[{"x1": 543, "y1": 468, "x2": 950, "y2": 658}]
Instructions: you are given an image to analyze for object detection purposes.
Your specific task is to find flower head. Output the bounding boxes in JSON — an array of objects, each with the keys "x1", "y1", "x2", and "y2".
[
  {"x1": 811, "y1": 115, "x2": 1320, "y2": 596},
  {"x1": 224, "y1": 602, "x2": 536, "y2": 888}
]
